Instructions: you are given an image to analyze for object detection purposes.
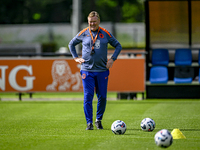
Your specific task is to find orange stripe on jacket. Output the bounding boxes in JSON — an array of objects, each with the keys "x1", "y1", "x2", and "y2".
[
  {"x1": 78, "y1": 27, "x2": 112, "y2": 37},
  {"x1": 99, "y1": 27, "x2": 112, "y2": 37},
  {"x1": 78, "y1": 27, "x2": 89, "y2": 36}
]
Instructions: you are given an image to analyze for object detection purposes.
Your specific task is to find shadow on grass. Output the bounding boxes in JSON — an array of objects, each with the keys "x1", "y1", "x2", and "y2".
[
  {"x1": 148, "y1": 128, "x2": 200, "y2": 132},
  {"x1": 174, "y1": 129, "x2": 200, "y2": 131},
  {"x1": 120, "y1": 128, "x2": 200, "y2": 132}
]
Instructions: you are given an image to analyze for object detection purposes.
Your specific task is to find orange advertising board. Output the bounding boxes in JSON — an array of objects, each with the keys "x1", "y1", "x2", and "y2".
[
  {"x1": 0, "y1": 58, "x2": 145, "y2": 92},
  {"x1": 108, "y1": 59, "x2": 145, "y2": 92}
]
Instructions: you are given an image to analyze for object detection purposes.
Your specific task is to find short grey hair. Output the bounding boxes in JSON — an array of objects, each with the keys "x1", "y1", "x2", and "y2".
[{"x1": 88, "y1": 11, "x2": 100, "y2": 19}]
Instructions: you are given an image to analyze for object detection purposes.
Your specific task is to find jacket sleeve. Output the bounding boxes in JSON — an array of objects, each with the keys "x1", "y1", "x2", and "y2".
[
  {"x1": 68, "y1": 33, "x2": 82, "y2": 58},
  {"x1": 108, "y1": 33, "x2": 122, "y2": 61}
]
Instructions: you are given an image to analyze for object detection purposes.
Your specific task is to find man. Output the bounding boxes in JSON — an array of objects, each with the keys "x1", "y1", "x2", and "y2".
[{"x1": 68, "y1": 11, "x2": 122, "y2": 130}]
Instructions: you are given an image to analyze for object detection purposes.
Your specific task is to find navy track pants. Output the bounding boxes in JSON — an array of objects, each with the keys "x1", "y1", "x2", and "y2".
[{"x1": 81, "y1": 70, "x2": 109, "y2": 124}]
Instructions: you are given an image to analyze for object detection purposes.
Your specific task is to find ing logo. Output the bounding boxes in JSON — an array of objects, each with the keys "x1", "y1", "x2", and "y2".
[{"x1": 46, "y1": 60, "x2": 82, "y2": 91}]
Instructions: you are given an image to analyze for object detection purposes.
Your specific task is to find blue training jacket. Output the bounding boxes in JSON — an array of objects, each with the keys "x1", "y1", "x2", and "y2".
[{"x1": 68, "y1": 27, "x2": 122, "y2": 72}]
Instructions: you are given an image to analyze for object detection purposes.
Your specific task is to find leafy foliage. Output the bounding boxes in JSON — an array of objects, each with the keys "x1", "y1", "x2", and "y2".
[
  {"x1": 122, "y1": 1, "x2": 144, "y2": 22},
  {"x1": 0, "y1": 0, "x2": 144, "y2": 24}
]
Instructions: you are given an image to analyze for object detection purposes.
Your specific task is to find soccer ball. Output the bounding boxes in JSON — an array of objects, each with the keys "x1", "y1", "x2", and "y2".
[
  {"x1": 140, "y1": 118, "x2": 155, "y2": 131},
  {"x1": 111, "y1": 120, "x2": 126, "y2": 135},
  {"x1": 154, "y1": 129, "x2": 173, "y2": 148}
]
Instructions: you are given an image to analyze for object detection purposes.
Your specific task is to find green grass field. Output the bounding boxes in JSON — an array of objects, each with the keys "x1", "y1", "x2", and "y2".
[
  {"x1": 0, "y1": 99, "x2": 200, "y2": 150},
  {"x1": 0, "y1": 92, "x2": 117, "y2": 100}
]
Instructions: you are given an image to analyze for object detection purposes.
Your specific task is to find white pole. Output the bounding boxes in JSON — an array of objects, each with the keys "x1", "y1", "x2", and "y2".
[{"x1": 72, "y1": 0, "x2": 81, "y2": 53}]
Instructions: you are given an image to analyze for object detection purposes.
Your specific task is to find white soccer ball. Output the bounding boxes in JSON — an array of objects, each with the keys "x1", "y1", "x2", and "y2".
[
  {"x1": 154, "y1": 129, "x2": 173, "y2": 148},
  {"x1": 140, "y1": 118, "x2": 155, "y2": 131},
  {"x1": 111, "y1": 120, "x2": 126, "y2": 135}
]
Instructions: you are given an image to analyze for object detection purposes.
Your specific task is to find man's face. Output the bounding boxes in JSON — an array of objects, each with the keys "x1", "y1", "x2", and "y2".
[{"x1": 88, "y1": 16, "x2": 100, "y2": 31}]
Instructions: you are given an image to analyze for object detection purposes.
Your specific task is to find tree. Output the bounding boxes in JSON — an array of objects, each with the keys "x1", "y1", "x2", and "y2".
[
  {"x1": 0, "y1": 0, "x2": 144, "y2": 24},
  {"x1": 0, "y1": 0, "x2": 72, "y2": 24},
  {"x1": 82, "y1": 0, "x2": 144, "y2": 23},
  {"x1": 122, "y1": 1, "x2": 144, "y2": 22}
]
